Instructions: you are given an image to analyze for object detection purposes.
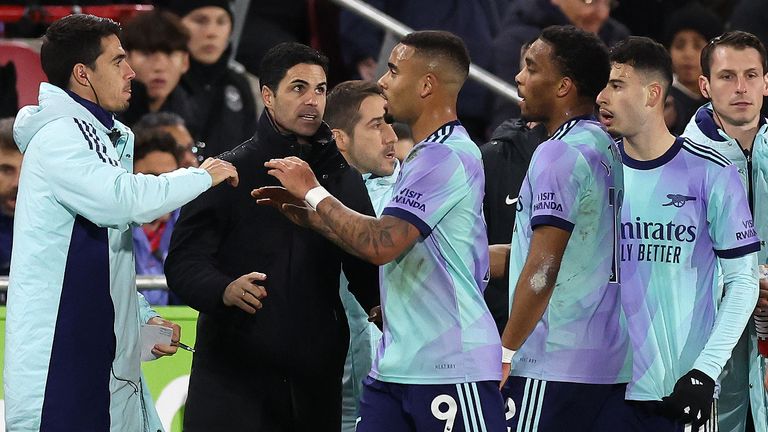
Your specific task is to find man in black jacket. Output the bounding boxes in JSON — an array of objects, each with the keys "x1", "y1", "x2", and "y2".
[
  {"x1": 481, "y1": 118, "x2": 548, "y2": 333},
  {"x1": 165, "y1": 42, "x2": 379, "y2": 432}
]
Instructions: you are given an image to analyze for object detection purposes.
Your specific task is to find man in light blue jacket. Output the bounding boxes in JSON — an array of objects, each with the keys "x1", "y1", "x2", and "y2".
[
  {"x1": 682, "y1": 30, "x2": 768, "y2": 432},
  {"x1": 324, "y1": 80, "x2": 399, "y2": 431},
  {"x1": 4, "y1": 14, "x2": 238, "y2": 432}
]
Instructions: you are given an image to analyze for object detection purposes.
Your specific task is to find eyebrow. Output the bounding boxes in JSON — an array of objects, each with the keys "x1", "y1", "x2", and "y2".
[
  {"x1": 387, "y1": 62, "x2": 398, "y2": 72},
  {"x1": 715, "y1": 67, "x2": 761, "y2": 74},
  {"x1": 112, "y1": 53, "x2": 126, "y2": 63},
  {"x1": 366, "y1": 115, "x2": 385, "y2": 126},
  {"x1": 608, "y1": 78, "x2": 625, "y2": 84},
  {"x1": 288, "y1": 79, "x2": 327, "y2": 87}
]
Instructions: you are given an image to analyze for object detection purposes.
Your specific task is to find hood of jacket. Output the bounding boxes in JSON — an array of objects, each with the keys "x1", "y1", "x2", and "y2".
[{"x1": 14, "y1": 82, "x2": 129, "y2": 154}]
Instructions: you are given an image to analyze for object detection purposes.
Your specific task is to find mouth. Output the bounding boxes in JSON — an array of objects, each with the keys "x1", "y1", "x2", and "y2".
[
  {"x1": 384, "y1": 149, "x2": 396, "y2": 160},
  {"x1": 731, "y1": 101, "x2": 752, "y2": 108},
  {"x1": 598, "y1": 108, "x2": 614, "y2": 125},
  {"x1": 298, "y1": 112, "x2": 319, "y2": 122},
  {"x1": 149, "y1": 78, "x2": 167, "y2": 88}
]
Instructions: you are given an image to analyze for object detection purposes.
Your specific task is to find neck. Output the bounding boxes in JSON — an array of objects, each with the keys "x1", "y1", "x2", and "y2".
[
  {"x1": 623, "y1": 114, "x2": 675, "y2": 161},
  {"x1": 65, "y1": 87, "x2": 115, "y2": 130},
  {"x1": 713, "y1": 112, "x2": 760, "y2": 151},
  {"x1": 69, "y1": 85, "x2": 99, "y2": 106},
  {"x1": 544, "y1": 101, "x2": 594, "y2": 136},
  {"x1": 409, "y1": 100, "x2": 459, "y2": 143}
]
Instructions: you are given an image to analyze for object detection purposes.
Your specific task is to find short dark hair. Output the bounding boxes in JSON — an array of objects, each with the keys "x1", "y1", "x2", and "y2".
[
  {"x1": 325, "y1": 80, "x2": 382, "y2": 136},
  {"x1": 610, "y1": 36, "x2": 673, "y2": 96},
  {"x1": 258, "y1": 42, "x2": 329, "y2": 92},
  {"x1": 400, "y1": 30, "x2": 470, "y2": 82},
  {"x1": 41, "y1": 14, "x2": 122, "y2": 89},
  {"x1": 539, "y1": 25, "x2": 610, "y2": 102},
  {"x1": 133, "y1": 112, "x2": 186, "y2": 135},
  {"x1": 134, "y1": 129, "x2": 181, "y2": 164},
  {"x1": 0, "y1": 117, "x2": 17, "y2": 153},
  {"x1": 701, "y1": 31, "x2": 768, "y2": 78},
  {"x1": 122, "y1": 10, "x2": 189, "y2": 54}
]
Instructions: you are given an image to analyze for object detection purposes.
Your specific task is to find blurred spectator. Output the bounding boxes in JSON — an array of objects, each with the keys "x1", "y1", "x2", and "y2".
[
  {"x1": 338, "y1": 0, "x2": 501, "y2": 142},
  {"x1": 0, "y1": 64, "x2": 18, "y2": 118},
  {"x1": 132, "y1": 129, "x2": 185, "y2": 305},
  {"x1": 662, "y1": 3, "x2": 723, "y2": 135},
  {"x1": 730, "y1": 0, "x2": 768, "y2": 118},
  {"x1": 235, "y1": 0, "x2": 309, "y2": 75},
  {"x1": 161, "y1": 0, "x2": 258, "y2": 158},
  {"x1": 118, "y1": 10, "x2": 197, "y2": 132},
  {"x1": 135, "y1": 111, "x2": 201, "y2": 168},
  {"x1": 490, "y1": 0, "x2": 629, "y2": 129},
  {"x1": 0, "y1": 117, "x2": 20, "y2": 278}
]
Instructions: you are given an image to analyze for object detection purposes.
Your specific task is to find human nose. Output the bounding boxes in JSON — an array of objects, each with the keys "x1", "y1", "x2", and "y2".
[
  {"x1": 596, "y1": 88, "x2": 608, "y2": 105},
  {"x1": 124, "y1": 61, "x2": 136, "y2": 81},
  {"x1": 736, "y1": 76, "x2": 747, "y2": 94},
  {"x1": 382, "y1": 123, "x2": 397, "y2": 145}
]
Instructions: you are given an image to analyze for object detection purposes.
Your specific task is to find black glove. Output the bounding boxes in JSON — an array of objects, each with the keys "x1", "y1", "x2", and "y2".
[{"x1": 660, "y1": 369, "x2": 715, "y2": 429}]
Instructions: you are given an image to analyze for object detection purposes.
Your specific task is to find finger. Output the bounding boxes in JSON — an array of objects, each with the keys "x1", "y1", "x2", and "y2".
[
  {"x1": 243, "y1": 292, "x2": 264, "y2": 309},
  {"x1": 256, "y1": 198, "x2": 281, "y2": 209},
  {"x1": 245, "y1": 272, "x2": 267, "y2": 282},
  {"x1": 264, "y1": 159, "x2": 284, "y2": 169},
  {"x1": 171, "y1": 323, "x2": 181, "y2": 344},
  {"x1": 249, "y1": 284, "x2": 267, "y2": 299},
  {"x1": 284, "y1": 156, "x2": 305, "y2": 165},
  {"x1": 228, "y1": 171, "x2": 239, "y2": 187},
  {"x1": 154, "y1": 344, "x2": 178, "y2": 355},
  {"x1": 236, "y1": 298, "x2": 257, "y2": 314}
]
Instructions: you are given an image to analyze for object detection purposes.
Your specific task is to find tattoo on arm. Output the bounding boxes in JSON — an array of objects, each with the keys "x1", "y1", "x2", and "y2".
[{"x1": 316, "y1": 198, "x2": 415, "y2": 263}]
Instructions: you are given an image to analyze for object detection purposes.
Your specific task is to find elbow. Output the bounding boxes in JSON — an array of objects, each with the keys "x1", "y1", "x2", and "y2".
[
  {"x1": 366, "y1": 249, "x2": 401, "y2": 266},
  {"x1": 367, "y1": 253, "x2": 391, "y2": 266}
]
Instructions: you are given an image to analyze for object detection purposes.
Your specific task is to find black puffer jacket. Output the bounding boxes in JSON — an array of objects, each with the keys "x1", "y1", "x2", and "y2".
[
  {"x1": 165, "y1": 111, "x2": 379, "y2": 430},
  {"x1": 480, "y1": 118, "x2": 548, "y2": 333}
]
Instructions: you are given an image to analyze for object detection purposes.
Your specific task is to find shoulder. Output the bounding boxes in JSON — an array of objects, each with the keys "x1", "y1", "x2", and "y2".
[{"x1": 679, "y1": 137, "x2": 732, "y2": 169}]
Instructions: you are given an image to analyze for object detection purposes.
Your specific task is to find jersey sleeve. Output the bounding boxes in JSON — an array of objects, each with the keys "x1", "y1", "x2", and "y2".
[
  {"x1": 707, "y1": 164, "x2": 761, "y2": 257},
  {"x1": 381, "y1": 143, "x2": 472, "y2": 237},
  {"x1": 526, "y1": 139, "x2": 590, "y2": 232}
]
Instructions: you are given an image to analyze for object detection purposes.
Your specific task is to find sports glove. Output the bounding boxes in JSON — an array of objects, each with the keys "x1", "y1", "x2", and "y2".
[{"x1": 660, "y1": 369, "x2": 715, "y2": 429}]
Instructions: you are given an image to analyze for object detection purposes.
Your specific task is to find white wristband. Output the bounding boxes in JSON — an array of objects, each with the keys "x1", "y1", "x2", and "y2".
[
  {"x1": 304, "y1": 186, "x2": 331, "y2": 211},
  {"x1": 502, "y1": 347, "x2": 517, "y2": 364}
]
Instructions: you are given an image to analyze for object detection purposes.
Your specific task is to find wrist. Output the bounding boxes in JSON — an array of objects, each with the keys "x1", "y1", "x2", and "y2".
[
  {"x1": 502, "y1": 346, "x2": 517, "y2": 364},
  {"x1": 305, "y1": 186, "x2": 331, "y2": 211}
]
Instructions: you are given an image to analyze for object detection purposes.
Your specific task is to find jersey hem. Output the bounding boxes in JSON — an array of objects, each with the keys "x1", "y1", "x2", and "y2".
[
  {"x1": 370, "y1": 371, "x2": 502, "y2": 385},
  {"x1": 511, "y1": 369, "x2": 631, "y2": 385}
]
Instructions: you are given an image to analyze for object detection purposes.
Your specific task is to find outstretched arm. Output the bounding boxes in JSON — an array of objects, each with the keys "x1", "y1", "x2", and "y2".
[{"x1": 254, "y1": 157, "x2": 420, "y2": 265}]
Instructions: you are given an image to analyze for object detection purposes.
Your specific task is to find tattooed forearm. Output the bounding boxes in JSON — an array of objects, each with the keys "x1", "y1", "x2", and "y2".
[{"x1": 315, "y1": 198, "x2": 416, "y2": 265}]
